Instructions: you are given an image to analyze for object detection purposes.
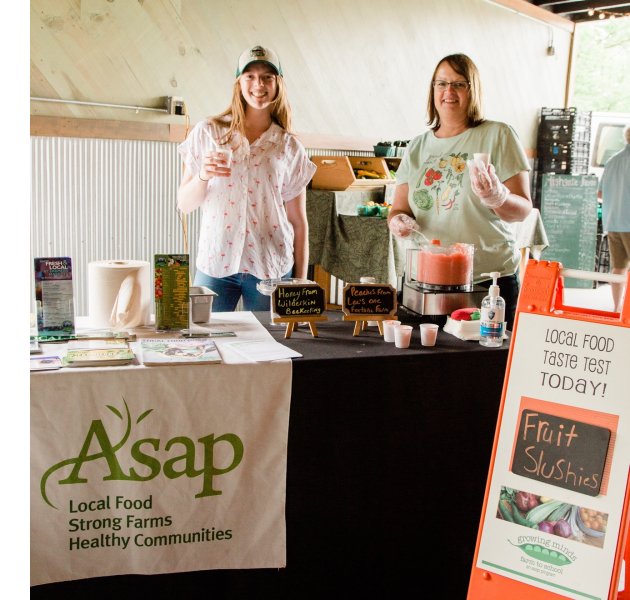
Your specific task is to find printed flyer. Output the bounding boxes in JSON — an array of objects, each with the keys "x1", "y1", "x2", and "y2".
[
  {"x1": 475, "y1": 312, "x2": 630, "y2": 599},
  {"x1": 154, "y1": 254, "x2": 189, "y2": 331},
  {"x1": 34, "y1": 256, "x2": 75, "y2": 338}
]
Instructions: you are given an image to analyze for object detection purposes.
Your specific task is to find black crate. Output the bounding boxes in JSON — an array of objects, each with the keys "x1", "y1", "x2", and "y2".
[
  {"x1": 538, "y1": 107, "x2": 592, "y2": 144},
  {"x1": 536, "y1": 162, "x2": 590, "y2": 175},
  {"x1": 569, "y1": 162, "x2": 590, "y2": 175},
  {"x1": 538, "y1": 142, "x2": 571, "y2": 160},
  {"x1": 538, "y1": 159, "x2": 572, "y2": 173},
  {"x1": 541, "y1": 107, "x2": 578, "y2": 118},
  {"x1": 538, "y1": 124, "x2": 591, "y2": 144},
  {"x1": 537, "y1": 140, "x2": 590, "y2": 162},
  {"x1": 540, "y1": 107, "x2": 591, "y2": 126}
]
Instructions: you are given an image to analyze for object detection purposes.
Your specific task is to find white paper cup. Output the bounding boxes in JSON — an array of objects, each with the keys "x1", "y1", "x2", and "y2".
[
  {"x1": 420, "y1": 323, "x2": 439, "y2": 347},
  {"x1": 394, "y1": 324, "x2": 413, "y2": 349},
  {"x1": 473, "y1": 153, "x2": 490, "y2": 166},
  {"x1": 215, "y1": 148, "x2": 233, "y2": 167},
  {"x1": 382, "y1": 319, "x2": 401, "y2": 342}
]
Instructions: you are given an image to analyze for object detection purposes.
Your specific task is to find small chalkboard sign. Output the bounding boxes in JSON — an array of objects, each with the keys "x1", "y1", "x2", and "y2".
[
  {"x1": 341, "y1": 283, "x2": 397, "y2": 336},
  {"x1": 272, "y1": 283, "x2": 326, "y2": 317},
  {"x1": 342, "y1": 283, "x2": 397, "y2": 317},
  {"x1": 272, "y1": 283, "x2": 327, "y2": 338},
  {"x1": 511, "y1": 409, "x2": 611, "y2": 497}
]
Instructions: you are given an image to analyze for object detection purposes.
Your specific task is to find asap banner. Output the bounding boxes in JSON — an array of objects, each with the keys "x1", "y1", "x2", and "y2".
[{"x1": 30, "y1": 362, "x2": 291, "y2": 586}]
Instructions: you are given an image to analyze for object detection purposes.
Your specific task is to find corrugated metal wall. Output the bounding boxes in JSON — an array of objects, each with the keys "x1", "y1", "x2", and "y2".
[
  {"x1": 30, "y1": 137, "x2": 196, "y2": 316},
  {"x1": 30, "y1": 137, "x2": 368, "y2": 317}
]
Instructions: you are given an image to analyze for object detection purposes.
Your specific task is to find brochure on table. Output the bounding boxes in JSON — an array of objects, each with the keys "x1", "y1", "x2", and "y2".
[
  {"x1": 468, "y1": 261, "x2": 630, "y2": 600},
  {"x1": 58, "y1": 312, "x2": 294, "y2": 366}
]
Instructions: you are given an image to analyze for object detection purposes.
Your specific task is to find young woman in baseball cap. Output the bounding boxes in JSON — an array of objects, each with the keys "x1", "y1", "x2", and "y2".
[{"x1": 177, "y1": 45, "x2": 315, "y2": 311}]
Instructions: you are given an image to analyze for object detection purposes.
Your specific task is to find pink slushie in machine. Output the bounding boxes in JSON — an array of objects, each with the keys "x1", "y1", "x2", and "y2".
[{"x1": 400, "y1": 240, "x2": 486, "y2": 322}]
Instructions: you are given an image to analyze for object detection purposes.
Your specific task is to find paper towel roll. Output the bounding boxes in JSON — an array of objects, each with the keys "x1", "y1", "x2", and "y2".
[{"x1": 88, "y1": 260, "x2": 151, "y2": 329}]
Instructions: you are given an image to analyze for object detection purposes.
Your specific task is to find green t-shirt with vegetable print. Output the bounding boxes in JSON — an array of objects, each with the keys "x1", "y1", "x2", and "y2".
[{"x1": 395, "y1": 120, "x2": 530, "y2": 282}]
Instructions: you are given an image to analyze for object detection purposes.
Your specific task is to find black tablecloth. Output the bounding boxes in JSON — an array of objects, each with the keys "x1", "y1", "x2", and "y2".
[{"x1": 32, "y1": 311, "x2": 509, "y2": 599}]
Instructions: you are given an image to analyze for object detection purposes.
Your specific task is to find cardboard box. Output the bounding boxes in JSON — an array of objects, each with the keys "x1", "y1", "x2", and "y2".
[{"x1": 311, "y1": 156, "x2": 395, "y2": 191}]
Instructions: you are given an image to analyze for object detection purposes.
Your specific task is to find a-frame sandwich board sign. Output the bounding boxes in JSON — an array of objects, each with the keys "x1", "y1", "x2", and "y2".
[{"x1": 467, "y1": 260, "x2": 630, "y2": 600}]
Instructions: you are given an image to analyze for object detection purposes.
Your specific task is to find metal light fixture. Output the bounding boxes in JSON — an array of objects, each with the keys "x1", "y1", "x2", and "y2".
[
  {"x1": 546, "y1": 27, "x2": 555, "y2": 56},
  {"x1": 30, "y1": 97, "x2": 170, "y2": 114}
]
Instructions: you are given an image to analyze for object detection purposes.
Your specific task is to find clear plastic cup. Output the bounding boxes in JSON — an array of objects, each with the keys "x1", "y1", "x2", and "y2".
[
  {"x1": 215, "y1": 148, "x2": 233, "y2": 167},
  {"x1": 474, "y1": 152, "x2": 490, "y2": 166},
  {"x1": 394, "y1": 324, "x2": 413, "y2": 348},
  {"x1": 382, "y1": 319, "x2": 401, "y2": 342},
  {"x1": 420, "y1": 323, "x2": 439, "y2": 347}
]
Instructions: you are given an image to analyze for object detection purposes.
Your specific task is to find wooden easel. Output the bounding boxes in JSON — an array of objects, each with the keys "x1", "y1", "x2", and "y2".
[
  {"x1": 272, "y1": 315, "x2": 328, "y2": 339},
  {"x1": 343, "y1": 315, "x2": 385, "y2": 337}
]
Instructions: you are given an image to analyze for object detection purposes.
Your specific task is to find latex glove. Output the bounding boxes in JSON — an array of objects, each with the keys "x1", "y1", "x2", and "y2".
[
  {"x1": 467, "y1": 158, "x2": 509, "y2": 209},
  {"x1": 388, "y1": 213, "x2": 417, "y2": 238}
]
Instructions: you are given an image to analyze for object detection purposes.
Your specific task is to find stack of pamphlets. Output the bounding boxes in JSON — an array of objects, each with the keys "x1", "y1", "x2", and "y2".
[
  {"x1": 30, "y1": 356, "x2": 63, "y2": 371},
  {"x1": 63, "y1": 339, "x2": 135, "y2": 367}
]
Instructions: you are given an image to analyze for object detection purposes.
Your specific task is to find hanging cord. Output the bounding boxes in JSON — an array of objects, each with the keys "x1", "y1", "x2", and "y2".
[
  {"x1": 177, "y1": 101, "x2": 192, "y2": 286},
  {"x1": 176, "y1": 163, "x2": 192, "y2": 287}
]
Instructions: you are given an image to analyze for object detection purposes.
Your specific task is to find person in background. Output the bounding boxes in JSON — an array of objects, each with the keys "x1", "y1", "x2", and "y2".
[
  {"x1": 177, "y1": 45, "x2": 316, "y2": 311},
  {"x1": 387, "y1": 53, "x2": 532, "y2": 330},
  {"x1": 598, "y1": 125, "x2": 630, "y2": 311}
]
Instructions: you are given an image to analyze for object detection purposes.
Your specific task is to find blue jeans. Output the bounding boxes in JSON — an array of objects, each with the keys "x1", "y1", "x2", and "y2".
[{"x1": 193, "y1": 271, "x2": 292, "y2": 312}]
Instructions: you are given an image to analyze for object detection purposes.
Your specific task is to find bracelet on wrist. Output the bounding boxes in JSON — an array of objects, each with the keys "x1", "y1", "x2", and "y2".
[{"x1": 198, "y1": 171, "x2": 209, "y2": 182}]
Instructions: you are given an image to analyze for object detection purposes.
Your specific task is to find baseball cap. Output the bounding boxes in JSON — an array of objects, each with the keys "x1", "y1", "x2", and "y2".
[{"x1": 236, "y1": 45, "x2": 283, "y2": 77}]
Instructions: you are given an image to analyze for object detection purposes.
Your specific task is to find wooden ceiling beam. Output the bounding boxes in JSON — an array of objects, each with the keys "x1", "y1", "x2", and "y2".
[
  {"x1": 488, "y1": 0, "x2": 575, "y2": 31},
  {"x1": 30, "y1": 115, "x2": 189, "y2": 143}
]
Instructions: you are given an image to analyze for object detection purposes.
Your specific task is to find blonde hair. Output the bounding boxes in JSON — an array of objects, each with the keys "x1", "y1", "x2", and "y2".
[
  {"x1": 427, "y1": 53, "x2": 484, "y2": 131},
  {"x1": 211, "y1": 75, "x2": 293, "y2": 145}
]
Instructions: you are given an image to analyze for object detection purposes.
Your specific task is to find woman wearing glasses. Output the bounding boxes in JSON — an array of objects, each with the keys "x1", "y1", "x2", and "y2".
[{"x1": 387, "y1": 53, "x2": 532, "y2": 329}]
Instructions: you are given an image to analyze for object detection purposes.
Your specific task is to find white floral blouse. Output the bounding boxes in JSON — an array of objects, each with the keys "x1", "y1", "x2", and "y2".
[{"x1": 178, "y1": 119, "x2": 316, "y2": 280}]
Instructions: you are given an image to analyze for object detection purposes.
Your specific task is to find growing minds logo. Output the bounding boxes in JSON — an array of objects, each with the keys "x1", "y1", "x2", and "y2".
[
  {"x1": 509, "y1": 533, "x2": 576, "y2": 576},
  {"x1": 39, "y1": 399, "x2": 244, "y2": 509}
]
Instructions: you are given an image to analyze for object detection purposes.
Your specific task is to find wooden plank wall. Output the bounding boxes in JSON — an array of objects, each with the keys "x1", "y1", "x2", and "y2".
[{"x1": 31, "y1": 0, "x2": 574, "y2": 152}]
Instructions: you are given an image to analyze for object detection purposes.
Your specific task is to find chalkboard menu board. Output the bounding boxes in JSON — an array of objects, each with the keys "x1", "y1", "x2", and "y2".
[{"x1": 540, "y1": 174, "x2": 598, "y2": 289}]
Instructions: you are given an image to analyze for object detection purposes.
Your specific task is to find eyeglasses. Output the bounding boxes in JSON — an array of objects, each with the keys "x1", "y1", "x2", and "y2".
[{"x1": 433, "y1": 80, "x2": 470, "y2": 91}]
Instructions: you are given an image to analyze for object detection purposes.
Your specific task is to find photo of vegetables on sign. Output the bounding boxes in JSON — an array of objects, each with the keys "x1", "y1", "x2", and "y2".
[{"x1": 497, "y1": 487, "x2": 607, "y2": 549}]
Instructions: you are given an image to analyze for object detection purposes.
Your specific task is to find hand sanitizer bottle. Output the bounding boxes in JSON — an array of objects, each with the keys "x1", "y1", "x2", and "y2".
[{"x1": 479, "y1": 272, "x2": 505, "y2": 347}]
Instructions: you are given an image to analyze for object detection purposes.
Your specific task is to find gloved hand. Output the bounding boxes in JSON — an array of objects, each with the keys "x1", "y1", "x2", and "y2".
[
  {"x1": 467, "y1": 158, "x2": 509, "y2": 209},
  {"x1": 388, "y1": 213, "x2": 417, "y2": 238}
]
